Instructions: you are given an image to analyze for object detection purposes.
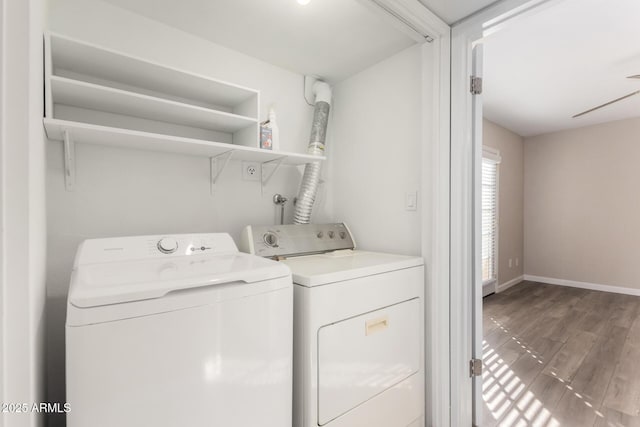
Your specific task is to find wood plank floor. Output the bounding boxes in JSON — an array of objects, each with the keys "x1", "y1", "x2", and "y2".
[{"x1": 482, "y1": 280, "x2": 640, "y2": 427}]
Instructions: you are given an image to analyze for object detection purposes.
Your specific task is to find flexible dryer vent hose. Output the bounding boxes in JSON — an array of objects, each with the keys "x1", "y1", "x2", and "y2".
[{"x1": 293, "y1": 81, "x2": 332, "y2": 224}]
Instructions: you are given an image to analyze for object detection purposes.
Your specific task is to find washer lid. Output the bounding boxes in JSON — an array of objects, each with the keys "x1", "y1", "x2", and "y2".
[
  {"x1": 69, "y1": 252, "x2": 290, "y2": 308},
  {"x1": 280, "y1": 250, "x2": 423, "y2": 287}
]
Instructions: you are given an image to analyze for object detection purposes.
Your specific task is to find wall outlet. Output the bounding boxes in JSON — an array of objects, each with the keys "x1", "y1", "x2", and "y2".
[
  {"x1": 515, "y1": 257, "x2": 519, "y2": 267},
  {"x1": 508, "y1": 258, "x2": 513, "y2": 268},
  {"x1": 242, "y1": 162, "x2": 260, "y2": 181}
]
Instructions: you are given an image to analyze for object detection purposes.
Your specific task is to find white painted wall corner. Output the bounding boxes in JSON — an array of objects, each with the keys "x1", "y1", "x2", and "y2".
[{"x1": 496, "y1": 275, "x2": 523, "y2": 293}]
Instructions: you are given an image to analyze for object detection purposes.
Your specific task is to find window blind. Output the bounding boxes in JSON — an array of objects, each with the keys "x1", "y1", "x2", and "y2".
[{"x1": 482, "y1": 156, "x2": 498, "y2": 283}]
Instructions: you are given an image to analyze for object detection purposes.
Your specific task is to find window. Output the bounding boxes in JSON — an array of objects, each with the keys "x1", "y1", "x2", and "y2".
[{"x1": 482, "y1": 148, "x2": 501, "y2": 284}]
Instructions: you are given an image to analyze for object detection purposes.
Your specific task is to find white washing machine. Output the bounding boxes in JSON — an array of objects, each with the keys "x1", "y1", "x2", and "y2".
[
  {"x1": 66, "y1": 233, "x2": 293, "y2": 427},
  {"x1": 240, "y1": 223, "x2": 425, "y2": 427}
]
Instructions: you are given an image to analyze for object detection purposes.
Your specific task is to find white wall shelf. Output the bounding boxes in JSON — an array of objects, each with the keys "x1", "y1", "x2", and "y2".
[
  {"x1": 44, "y1": 119, "x2": 323, "y2": 164},
  {"x1": 51, "y1": 76, "x2": 258, "y2": 134},
  {"x1": 44, "y1": 119, "x2": 324, "y2": 189},
  {"x1": 47, "y1": 32, "x2": 259, "y2": 119},
  {"x1": 44, "y1": 32, "x2": 323, "y2": 191}
]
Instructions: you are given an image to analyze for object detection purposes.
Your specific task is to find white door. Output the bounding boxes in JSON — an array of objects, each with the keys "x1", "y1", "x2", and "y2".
[
  {"x1": 471, "y1": 42, "x2": 484, "y2": 427},
  {"x1": 452, "y1": 1, "x2": 556, "y2": 425},
  {"x1": 0, "y1": 0, "x2": 4, "y2": 416}
]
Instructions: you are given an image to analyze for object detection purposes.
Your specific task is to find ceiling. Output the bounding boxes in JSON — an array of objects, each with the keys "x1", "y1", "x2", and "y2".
[
  {"x1": 483, "y1": 0, "x2": 640, "y2": 137},
  {"x1": 99, "y1": 0, "x2": 418, "y2": 83},
  {"x1": 418, "y1": 0, "x2": 497, "y2": 24}
]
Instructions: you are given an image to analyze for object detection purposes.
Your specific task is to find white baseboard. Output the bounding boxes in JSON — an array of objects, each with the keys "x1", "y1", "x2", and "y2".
[
  {"x1": 496, "y1": 275, "x2": 524, "y2": 293},
  {"x1": 523, "y1": 274, "x2": 640, "y2": 296}
]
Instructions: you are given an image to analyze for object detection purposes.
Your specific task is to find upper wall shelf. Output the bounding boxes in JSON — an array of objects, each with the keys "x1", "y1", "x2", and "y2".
[
  {"x1": 44, "y1": 32, "x2": 324, "y2": 191},
  {"x1": 47, "y1": 33, "x2": 259, "y2": 118},
  {"x1": 51, "y1": 76, "x2": 258, "y2": 134}
]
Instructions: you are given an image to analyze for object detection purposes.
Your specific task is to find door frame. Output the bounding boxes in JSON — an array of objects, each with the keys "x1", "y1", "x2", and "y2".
[
  {"x1": 450, "y1": 0, "x2": 565, "y2": 425},
  {"x1": 421, "y1": 27, "x2": 452, "y2": 427},
  {"x1": 0, "y1": 0, "x2": 5, "y2": 420}
]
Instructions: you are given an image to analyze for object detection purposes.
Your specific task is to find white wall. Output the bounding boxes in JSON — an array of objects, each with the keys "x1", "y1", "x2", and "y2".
[
  {"x1": 483, "y1": 119, "x2": 524, "y2": 289},
  {"x1": 330, "y1": 45, "x2": 423, "y2": 255},
  {"x1": 330, "y1": 42, "x2": 438, "y2": 425},
  {"x1": 1, "y1": 0, "x2": 48, "y2": 426},
  {"x1": 46, "y1": 1, "x2": 331, "y2": 424},
  {"x1": 524, "y1": 117, "x2": 640, "y2": 292}
]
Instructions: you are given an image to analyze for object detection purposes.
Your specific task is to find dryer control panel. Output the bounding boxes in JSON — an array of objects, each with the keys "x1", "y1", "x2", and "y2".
[{"x1": 239, "y1": 223, "x2": 355, "y2": 258}]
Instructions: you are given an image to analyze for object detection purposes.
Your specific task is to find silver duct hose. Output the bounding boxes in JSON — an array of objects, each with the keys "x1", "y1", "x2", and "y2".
[{"x1": 294, "y1": 81, "x2": 332, "y2": 224}]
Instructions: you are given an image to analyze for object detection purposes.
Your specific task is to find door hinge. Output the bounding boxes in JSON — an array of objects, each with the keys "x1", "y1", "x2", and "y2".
[
  {"x1": 470, "y1": 358, "x2": 483, "y2": 377},
  {"x1": 470, "y1": 76, "x2": 483, "y2": 95}
]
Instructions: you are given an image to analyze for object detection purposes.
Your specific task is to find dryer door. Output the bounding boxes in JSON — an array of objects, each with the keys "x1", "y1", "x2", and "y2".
[{"x1": 317, "y1": 298, "x2": 420, "y2": 425}]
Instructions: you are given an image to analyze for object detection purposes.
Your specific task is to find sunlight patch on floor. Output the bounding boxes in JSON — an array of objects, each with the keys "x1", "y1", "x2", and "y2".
[
  {"x1": 483, "y1": 339, "x2": 560, "y2": 426},
  {"x1": 483, "y1": 315, "x2": 560, "y2": 426},
  {"x1": 483, "y1": 316, "x2": 607, "y2": 426}
]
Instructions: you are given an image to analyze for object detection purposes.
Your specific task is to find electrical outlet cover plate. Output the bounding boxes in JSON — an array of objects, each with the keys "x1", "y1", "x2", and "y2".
[{"x1": 243, "y1": 162, "x2": 260, "y2": 181}]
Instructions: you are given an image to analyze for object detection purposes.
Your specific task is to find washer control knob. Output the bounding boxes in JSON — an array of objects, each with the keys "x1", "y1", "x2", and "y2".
[
  {"x1": 317, "y1": 231, "x2": 324, "y2": 238},
  {"x1": 263, "y1": 232, "x2": 279, "y2": 247},
  {"x1": 328, "y1": 231, "x2": 335, "y2": 239},
  {"x1": 157, "y1": 237, "x2": 179, "y2": 254}
]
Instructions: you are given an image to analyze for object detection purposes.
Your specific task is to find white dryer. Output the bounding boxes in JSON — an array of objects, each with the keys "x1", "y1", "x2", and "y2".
[
  {"x1": 66, "y1": 233, "x2": 293, "y2": 427},
  {"x1": 240, "y1": 223, "x2": 425, "y2": 427}
]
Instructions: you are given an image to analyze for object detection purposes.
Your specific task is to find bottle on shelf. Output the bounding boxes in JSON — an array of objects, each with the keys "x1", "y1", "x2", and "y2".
[
  {"x1": 260, "y1": 118, "x2": 273, "y2": 150},
  {"x1": 269, "y1": 105, "x2": 280, "y2": 151}
]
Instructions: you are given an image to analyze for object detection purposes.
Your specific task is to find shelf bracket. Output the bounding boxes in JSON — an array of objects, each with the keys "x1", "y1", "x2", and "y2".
[
  {"x1": 261, "y1": 157, "x2": 285, "y2": 187},
  {"x1": 210, "y1": 150, "x2": 234, "y2": 194},
  {"x1": 63, "y1": 130, "x2": 75, "y2": 192}
]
